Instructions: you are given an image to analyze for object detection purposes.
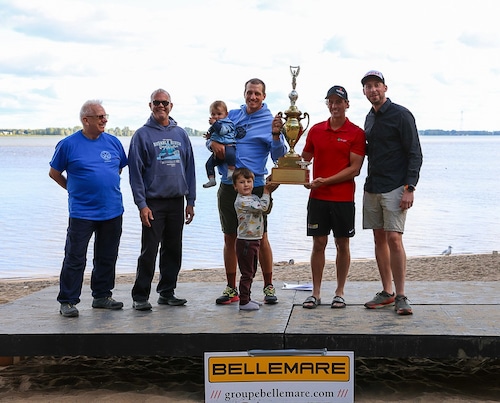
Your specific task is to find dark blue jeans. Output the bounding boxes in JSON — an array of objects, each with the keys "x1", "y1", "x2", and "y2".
[
  {"x1": 57, "y1": 215, "x2": 122, "y2": 304},
  {"x1": 131, "y1": 197, "x2": 184, "y2": 302},
  {"x1": 205, "y1": 144, "x2": 236, "y2": 177}
]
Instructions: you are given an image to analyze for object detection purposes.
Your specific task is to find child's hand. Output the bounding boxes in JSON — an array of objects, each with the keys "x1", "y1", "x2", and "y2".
[{"x1": 264, "y1": 175, "x2": 280, "y2": 193}]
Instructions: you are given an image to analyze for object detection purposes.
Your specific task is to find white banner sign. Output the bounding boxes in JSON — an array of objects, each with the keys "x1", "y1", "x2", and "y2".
[{"x1": 204, "y1": 349, "x2": 354, "y2": 403}]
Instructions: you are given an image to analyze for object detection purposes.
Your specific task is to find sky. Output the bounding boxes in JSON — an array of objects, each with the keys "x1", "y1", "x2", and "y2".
[{"x1": 1, "y1": 0, "x2": 499, "y2": 132}]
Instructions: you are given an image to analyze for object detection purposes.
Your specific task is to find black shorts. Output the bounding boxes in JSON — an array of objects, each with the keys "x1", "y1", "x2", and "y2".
[
  {"x1": 307, "y1": 198, "x2": 355, "y2": 238},
  {"x1": 217, "y1": 183, "x2": 272, "y2": 234}
]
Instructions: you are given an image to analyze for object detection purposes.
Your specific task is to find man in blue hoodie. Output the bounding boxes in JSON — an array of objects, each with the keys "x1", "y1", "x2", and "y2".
[
  {"x1": 128, "y1": 89, "x2": 196, "y2": 311},
  {"x1": 208, "y1": 78, "x2": 287, "y2": 305}
]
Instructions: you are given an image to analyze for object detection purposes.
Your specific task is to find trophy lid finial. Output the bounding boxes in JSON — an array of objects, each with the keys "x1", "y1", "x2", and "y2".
[{"x1": 290, "y1": 66, "x2": 300, "y2": 90}]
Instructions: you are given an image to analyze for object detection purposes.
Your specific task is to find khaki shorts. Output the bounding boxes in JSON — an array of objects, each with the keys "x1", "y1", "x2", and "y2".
[{"x1": 362, "y1": 186, "x2": 407, "y2": 233}]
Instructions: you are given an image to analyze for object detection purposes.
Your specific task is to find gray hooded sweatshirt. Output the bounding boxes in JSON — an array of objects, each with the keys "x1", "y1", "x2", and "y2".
[{"x1": 128, "y1": 115, "x2": 196, "y2": 210}]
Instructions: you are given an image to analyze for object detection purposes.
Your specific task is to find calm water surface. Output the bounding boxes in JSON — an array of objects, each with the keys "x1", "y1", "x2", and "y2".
[{"x1": 0, "y1": 135, "x2": 498, "y2": 279}]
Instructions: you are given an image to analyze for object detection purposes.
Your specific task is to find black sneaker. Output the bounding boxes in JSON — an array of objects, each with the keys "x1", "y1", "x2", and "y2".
[
  {"x1": 215, "y1": 286, "x2": 239, "y2": 305},
  {"x1": 60, "y1": 303, "x2": 79, "y2": 317},
  {"x1": 263, "y1": 284, "x2": 278, "y2": 304},
  {"x1": 133, "y1": 300, "x2": 152, "y2": 311},
  {"x1": 158, "y1": 295, "x2": 187, "y2": 306},
  {"x1": 92, "y1": 297, "x2": 124, "y2": 310}
]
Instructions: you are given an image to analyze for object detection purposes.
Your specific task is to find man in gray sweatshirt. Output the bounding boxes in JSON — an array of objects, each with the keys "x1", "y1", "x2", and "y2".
[{"x1": 128, "y1": 88, "x2": 196, "y2": 311}]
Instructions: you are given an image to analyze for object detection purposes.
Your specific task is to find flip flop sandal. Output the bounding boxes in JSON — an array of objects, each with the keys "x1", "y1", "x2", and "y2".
[
  {"x1": 331, "y1": 295, "x2": 346, "y2": 309},
  {"x1": 302, "y1": 295, "x2": 321, "y2": 309}
]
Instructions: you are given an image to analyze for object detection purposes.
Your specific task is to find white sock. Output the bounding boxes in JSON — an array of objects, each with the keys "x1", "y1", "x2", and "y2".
[{"x1": 239, "y1": 301, "x2": 260, "y2": 310}]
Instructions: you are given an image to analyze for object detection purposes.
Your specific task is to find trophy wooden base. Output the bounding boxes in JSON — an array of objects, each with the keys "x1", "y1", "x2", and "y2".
[{"x1": 270, "y1": 166, "x2": 310, "y2": 185}]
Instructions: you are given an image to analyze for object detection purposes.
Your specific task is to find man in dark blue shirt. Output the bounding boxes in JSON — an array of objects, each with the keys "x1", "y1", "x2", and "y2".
[{"x1": 361, "y1": 70, "x2": 423, "y2": 315}]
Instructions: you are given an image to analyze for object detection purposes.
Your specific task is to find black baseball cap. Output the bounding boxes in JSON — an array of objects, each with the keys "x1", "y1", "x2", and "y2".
[{"x1": 325, "y1": 85, "x2": 348, "y2": 101}]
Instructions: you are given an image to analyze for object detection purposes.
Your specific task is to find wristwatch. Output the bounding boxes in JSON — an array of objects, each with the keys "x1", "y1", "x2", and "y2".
[{"x1": 405, "y1": 184, "x2": 416, "y2": 192}]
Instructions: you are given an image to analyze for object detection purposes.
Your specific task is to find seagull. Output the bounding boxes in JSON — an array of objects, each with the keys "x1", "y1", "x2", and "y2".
[{"x1": 441, "y1": 246, "x2": 453, "y2": 256}]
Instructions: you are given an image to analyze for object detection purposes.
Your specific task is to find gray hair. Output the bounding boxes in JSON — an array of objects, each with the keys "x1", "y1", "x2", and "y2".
[
  {"x1": 80, "y1": 100, "x2": 103, "y2": 122},
  {"x1": 150, "y1": 88, "x2": 171, "y2": 101}
]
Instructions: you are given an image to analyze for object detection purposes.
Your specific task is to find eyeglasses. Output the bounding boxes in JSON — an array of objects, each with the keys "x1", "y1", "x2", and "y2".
[
  {"x1": 152, "y1": 100, "x2": 170, "y2": 107},
  {"x1": 86, "y1": 114, "x2": 109, "y2": 120}
]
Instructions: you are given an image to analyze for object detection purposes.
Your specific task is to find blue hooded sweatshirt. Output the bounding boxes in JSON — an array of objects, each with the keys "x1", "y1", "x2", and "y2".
[{"x1": 128, "y1": 115, "x2": 196, "y2": 210}]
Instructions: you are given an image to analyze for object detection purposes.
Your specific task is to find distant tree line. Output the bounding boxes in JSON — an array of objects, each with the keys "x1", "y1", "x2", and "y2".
[
  {"x1": 0, "y1": 127, "x2": 207, "y2": 137},
  {"x1": 419, "y1": 130, "x2": 500, "y2": 136},
  {"x1": 183, "y1": 127, "x2": 207, "y2": 137},
  {"x1": 1, "y1": 128, "x2": 498, "y2": 137}
]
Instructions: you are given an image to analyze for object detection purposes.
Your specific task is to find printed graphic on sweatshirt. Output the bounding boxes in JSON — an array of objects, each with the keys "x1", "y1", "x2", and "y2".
[{"x1": 154, "y1": 139, "x2": 181, "y2": 163}]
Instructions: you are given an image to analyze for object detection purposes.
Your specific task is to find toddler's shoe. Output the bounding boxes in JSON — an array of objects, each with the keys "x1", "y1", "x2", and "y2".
[{"x1": 203, "y1": 178, "x2": 216, "y2": 188}]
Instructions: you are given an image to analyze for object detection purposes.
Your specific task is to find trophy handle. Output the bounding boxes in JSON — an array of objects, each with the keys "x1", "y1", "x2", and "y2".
[
  {"x1": 300, "y1": 112, "x2": 310, "y2": 133},
  {"x1": 276, "y1": 111, "x2": 285, "y2": 132}
]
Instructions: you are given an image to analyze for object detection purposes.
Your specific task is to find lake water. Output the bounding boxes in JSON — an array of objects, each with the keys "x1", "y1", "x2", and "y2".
[{"x1": 0, "y1": 135, "x2": 499, "y2": 279}]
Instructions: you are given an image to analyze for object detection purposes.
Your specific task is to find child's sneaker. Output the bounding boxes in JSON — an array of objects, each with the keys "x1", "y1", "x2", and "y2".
[
  {"x1": 203, "y1": 178, "x2": 217, "y2": 188},
  {"x1": 263, "y1": 284, "x2": 278, "y2": 304},
  {"x1": 227, "y1": 169, "x2": 234, "y2": 179},
  {"x1": 215, "y1": 286, "x2": 239, "y2": 305}
]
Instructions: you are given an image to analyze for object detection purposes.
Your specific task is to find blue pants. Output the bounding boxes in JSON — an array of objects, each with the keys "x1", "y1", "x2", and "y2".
[
  {"x1": 57, "y1": 215, "x2": 122, "y2": 304},
  {"x1": 131, "y1": 197, "x2": 185, "y2": 301}
]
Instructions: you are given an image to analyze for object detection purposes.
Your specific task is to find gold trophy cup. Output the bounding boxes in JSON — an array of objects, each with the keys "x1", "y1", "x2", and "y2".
[{"x1": 271, "y1": 66, "x2": 310, "y2": 184}]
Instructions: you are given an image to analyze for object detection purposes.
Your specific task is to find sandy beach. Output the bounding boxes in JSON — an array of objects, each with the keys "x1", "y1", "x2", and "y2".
[{"x1": 0, "y1": 253, "x2": 499, "y2": 402}]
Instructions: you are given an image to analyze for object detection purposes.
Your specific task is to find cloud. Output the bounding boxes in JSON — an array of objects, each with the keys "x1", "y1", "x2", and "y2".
[
  {"x1": 3, "y1": 1, "x2": 134, "y2": 45},
  {"x1": 459, "y1": 31, "x2": 500, "y2": 49},
  {"x1": 31, "y1": 85, "x2": 59, "y2": 99},
  {"x1": 1, "y1": 0, "x2": 500, "y2": 131}
]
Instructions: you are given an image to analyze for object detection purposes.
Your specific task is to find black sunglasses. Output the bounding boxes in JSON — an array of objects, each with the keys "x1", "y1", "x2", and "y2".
[{"x1": 152, "y1": 100, "x2": 170, "y2": 107}]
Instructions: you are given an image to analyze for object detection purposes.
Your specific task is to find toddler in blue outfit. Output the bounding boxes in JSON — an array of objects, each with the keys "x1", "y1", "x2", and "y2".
[{"x1": 203, "y1": 100, "x2": 236, "y2": 188}]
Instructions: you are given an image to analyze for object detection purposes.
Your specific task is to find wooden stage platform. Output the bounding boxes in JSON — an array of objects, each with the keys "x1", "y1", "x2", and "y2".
[{"x1": 0, "y1": 281, "x2": 499, "y2": 359}]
